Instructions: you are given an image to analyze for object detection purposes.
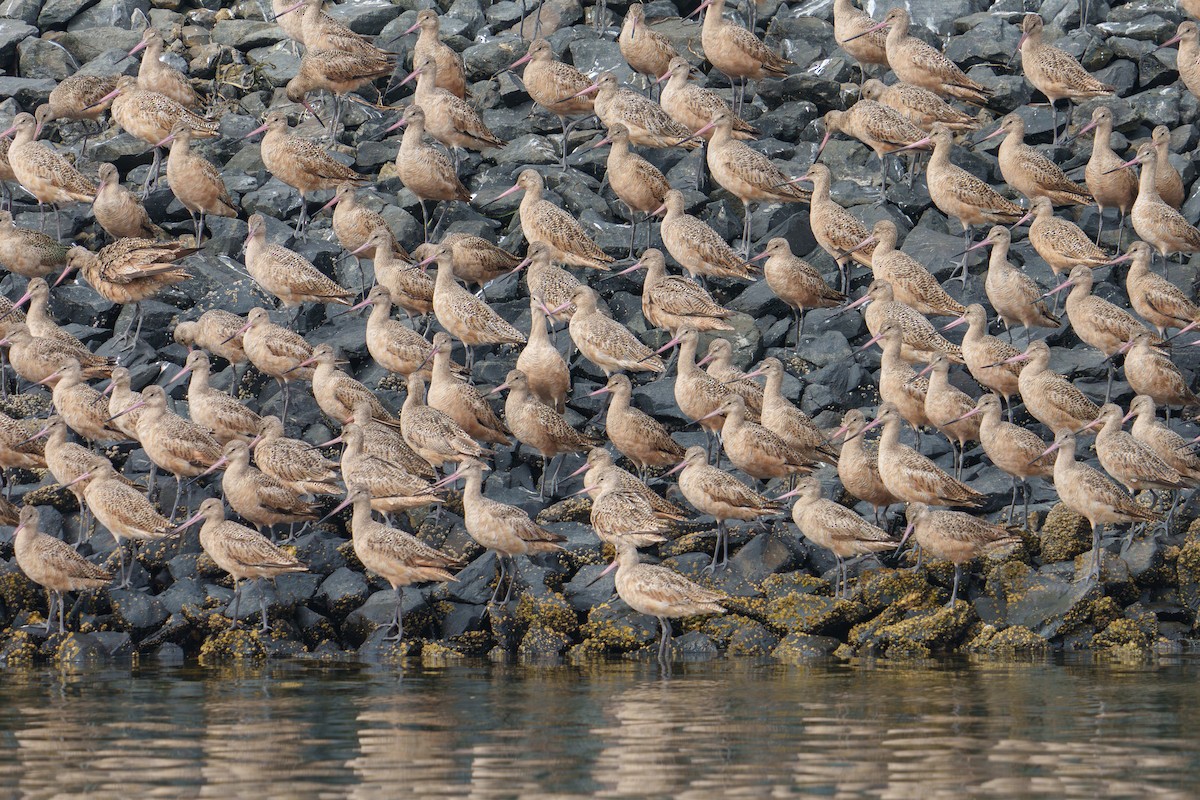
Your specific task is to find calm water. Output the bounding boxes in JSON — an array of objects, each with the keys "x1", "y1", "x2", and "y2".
[{"x1": 1, "y1": 656, "x2": 1198, "y2": 798}]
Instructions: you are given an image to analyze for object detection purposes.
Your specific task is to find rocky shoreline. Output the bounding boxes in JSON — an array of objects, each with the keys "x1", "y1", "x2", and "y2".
[{"x1": 0, "y1": 0, "x2": 1198, "y2": 666}]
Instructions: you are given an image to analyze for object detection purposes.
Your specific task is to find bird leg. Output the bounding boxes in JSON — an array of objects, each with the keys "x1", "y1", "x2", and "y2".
[
  {"x1": 488, "y1": 553, "x2": 507, "y2": 605},
  {"x1": 741, "y1": 200, "x2": 753, "y2": 259},
  {"x1": 1104, "y1": 359, "x2": 1114, "y2": 404},
  {"x1": 258, "y1": 580, "x2": 271, "y2": 633},
  {"x1": 704, "y1": 520, "x2": 729, "y2": 572},
  {"x1": 229, "y1": 577, "x2": 242, "y2": 627},
  {"x1": 1088, "y1": 523, "x2": 1103, "y2": 582},
  {"x1": 954, "y1": 227, "x2": 973, "y2": 286},
  {"x1": 948, "y1": 563, "x2": 962, "y2": 606},
  {"x1": 503, "y1": 556, "x2": 521, "y2": 604},
  {"x1": 657, "y1": 616, "x2": 672, "y2": 665}
]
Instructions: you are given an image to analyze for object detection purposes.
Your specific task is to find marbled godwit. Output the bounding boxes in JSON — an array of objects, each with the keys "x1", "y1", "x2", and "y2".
[
  {"x1": 353, "y1": 227, "x2": 431, "y2": 325},
  {"x1": 444, "y1": 457, "x2": 565, "y2": 604},
  {"x1": 745, "y1": 357, "x2": 836, "y2": 468},
  {"x1": 898, "y1": 125, "x2": 1023, "y2": 283},
  {"x1": 966, "y1": 225, "x2": 1061, "y2": 334},
  {"x1": 620, "y1": 4, "x2": 680, "y2": 93},
  {"x1": 129, "y1": 27, "x2": 198, "y2": 109},
  {"x1": 347, "y1": 284, "x2": 438, "y2": 378},
  {"x1": 78, "y1": 460, "x2": 179, "y2": 587},
  {"x1": 562, "y1": 284, "x2": 661, "y2": 376},
  {"x1": 915, "y1": 352, "x2": 979, "y2": 478},
  {"x1": 861, "y1": 321, "x2": 930, "y2": 440},
  {"x1": 818, "y1": 104, "x2": 928, "y2": 193},
  {"x1": 659, "y1": 56, "x2": 757, "y2": 141},
  {"x1": 254, "y1": 415, "x2": 340, "y2": 496},
  {"x1": 783, "y1": 477, "x2": 895, "y2": 598},
  {"x1": 856, "y1": 278, "x2": 963, "y2": 364},
  {"x1": 401, "y1": 374, "x2": 487, "y2": 472},
  {"x1": 287, "y1": 49, "x2": 394, "y2": 137},
  {"x1": 1002, "y1": 339, "x2": 1099, "y2": 435},
  {"x1": 0, "y1": 324, "x2": 112, "y2": 386},
  {"x1": 169, "y1": 350, "x2": 262, "y2": 444},
  {"x1": 1075, "y1": 106, "x2": 1137, "y2": 245},
  {"x1": 492, "y1": 368, "x2": 602, "y2": 497},
  {"x1": 228, "y1": 307, "x2": 314, "y2": 424},
  {"x1": 242, "y1": 109, "x2": 364, "y2": 234},
  {"x1": 1160, "y1": 21, "x2": 1200, "y2": 103},
  {"x1": 853, "y1": 8, "x2": 991, "y2": 103},
  {"x1": 384, "y1": 104, "x2": 470, "y2": 242},
  {"x1": 1019, "y1": 196, "x2": 1110, "y2": 298},
  {"x1": 401, "y1": 55, "x2": 505, "y2": 163},
  {"x1": 755, "y1": 237, "x2": 844, "y2": 344},
  {"x1": 118, "y1": 384, "x2": 223, "y2": 517},
  {"x1": 413, "y1": 233, "x2": 521, "y2": 294},
  {"x1": 61, "y1": 238, "x2": 193, "y2": 349},
  {"x1": 0, "y1": 212, "x2": 69, "y2": 279},
  {"x1": 506, "y1": 38, "x2": 595, "y2": 168},
  {"x1": 1039, "y1": 431, "x2": 1160, "y2": 579},
  {"x1": 427, "y1": 244, "x2": 526, "y2": 366},
  {"x1": 1050, "y1": 263, "x2": 1155, "y2": 399},
  {"x1": 857, "y1": 403, "x2": 984, "y2": 507},
  {"x1": 672, "y1": 444, "x2": 781, "y2": 568},
  {"x1": 519, "y1": 241, "x2": 581, "y2": 323},
  {"x1": 1082, "y1": 403, "x2": 1186, "y2": 498},
  {"x1": 851, "y1": 219, "x2": 964, "y2": 317},
  {"x1": 593, "y1": 122, "x2": 671, "y2": 256},
  {"x1": 834, "y1": 0, "x2": 888, "y2": 81},
  {"x1": 159, "y1": 122, "x2": 237, "y2": 243},
  {"x1": 572, "y1": 72, "x2": 699, "y2": 149},
  {"x1": 575, "y1": 447, "x2": 689, "y2": 517},
  {"x1": 282, "y1": 0, "x2": 386, "y2": 56},
  {"x1": 1120, "y1": 331, "x2": 1199, "y2": 415},
  {"x1": 38, "y1": 415, "x2": 120, "y2": 543},
  {"x1": 1120, "y1": 142, "x2": 1200, "y2": 274},
  {"x1": 830, "y1": 408, "x2": 898, "y2": 523},
  {"x1": 516, "y1": 295, "x2": 569, "y2": 413},
  {"x1": 942, "y1": 303, "x2": 1021, "y2": 417},
  {"x1": 953, "y1": 393, "x2": 1052, "y2": 527},
  {"x1": 1018, "y1": 13, "x2": 1114, "y2": 142},
  {"x1": 427, "y1": 332, "x2": 509, "y2": 445},
  {"x1": 661, "y1": 327, "x2": 734, "y2": 456},
  {"x1": 92, "y1": 164, "x2": 164, "y2": 241},
  {"x1": 187, "y1": 497, "x2": 307, "y2": 631},
  {"x1": 980, "y1": 114, "x2": 1091, "y2": 205},
  {"x1": 173, "y1": 310, "x2": 247, "y2": 395},
  {"x1": 244, "y1": 213, "x2": 354, "y2": 308},
  {"x1": 792, "y1": 163, "x2": 872, "y2": 293},
  {"x1": 104, "y1": 367, "x2": 144, "y2": 442},
  {"x1": 589, "y1": 469, "x2": 677, "y2": 549},
  {"x1": 589, "y1": 374, "x2": 684, "y2": 479},
  {"x1": 695, "y1": 0, "x2": 792, "y2": 112},
  {"x1": 1124, "y1": 241, "x2": 1200, "y2": 336},
  {"x1": 597, "y1": 539, "x2": 725, "y2": 664},
  {"x1": 621, "y1": 248, "x2": 732, "y2": 336},
  {"x1": 901, "y1": 503, "x2": 1019, "y2": 604},
  {"x1": 0, "y1": 114, "x2": 95, "y2": 232},
  {"x1": 695, "y1": 110, "x2": 810, "y2": 253},
  {"x1": 348, "y1": 399, "x2": 436, "y2": 480},
  {"x1": 13, "y1": 505, "x2": 111, "y2": 633},
  {"x1": 205, "y1": 439, "x2": 320, "y2": 535},
  {"x1": 488, "y1": 169, "x2": 614, "y2": 270},
  {"x1": 272, "y1": 0, "x2": 310, "y2": 44},
  {"x1": 1129, "y1": 394, "x2": 1200, "y2": 523},
  {"x1": 322, "y1": 183, "x2": 399, "y2": 274},
  {"x1": 45, "y1": 360, "x2": 121, "y2": 445},
  {"x1": 859, "y1": 79, "x2": 980, "y2": 132},
  {"x1": 1151, "y1": 126, "x2": 1185, "y2": 210},
  {"x1": 293, "y1": 342, "x2": 394, "y2": 424},
  {"x1": 0, "y1": 410, "x2": 47, "y2": 492},
  {"x1": 699, "y1": 393, "x2": 813, "y2": 485},
  {"x1": 339, "y1": 424, "x2": 443, "y2": 518},
  {"x1": 655, "y1": 189, "x2": 754, "y2": 282},
  {"x1": 405, "y1": 9, "x2": 467, "y2": 99},
  {"x1": 32, "y1": 74, "x2": 118, "y2": 141},
  {"x1": 94, "y1": 76, "x2": 218, "y2": 192},
  {"x1": 326, "y1": 484, "x2": 457, "y2": 640},
  {"x1": 699, "y1": 337, "x2": 762, "y2": 415}
]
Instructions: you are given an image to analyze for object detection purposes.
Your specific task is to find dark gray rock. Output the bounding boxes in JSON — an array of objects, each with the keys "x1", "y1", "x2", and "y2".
[
  {"x1": 0, "y1": 19, "x2": 38, "y2": 62},
  {"x1": 38, "y1": 0, "x2": 93, "y2": 29},
  {"x1": 213, "y1": 20, "x2": 287, "y2": 49},
  {"x1": 0, "y1": 77, "x2": 56, "y2": 107},
  {"x1": 52, "y1": 26, "x2": 139, "y2": 61},
  {"x1": 109, "y1": 589, "x2": 169, "y2": 632}
]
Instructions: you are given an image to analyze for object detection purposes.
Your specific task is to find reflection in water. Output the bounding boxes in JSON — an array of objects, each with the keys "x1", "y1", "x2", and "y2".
[{"x1": 0, "y1": 658, "x2": 1196, "y2": 797}]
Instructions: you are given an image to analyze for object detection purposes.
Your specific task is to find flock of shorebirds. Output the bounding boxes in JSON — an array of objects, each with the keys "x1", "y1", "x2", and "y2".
[{"x1": 0, "y1": 0, "x2": 1198, "y2": 663}]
